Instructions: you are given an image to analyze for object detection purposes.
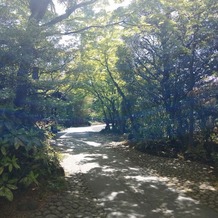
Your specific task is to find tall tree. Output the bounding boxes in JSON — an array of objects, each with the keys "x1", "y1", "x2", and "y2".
[
  {"x1": 115, "y1": 0, "x2": 217, "y2": 152},
  {"x1": 12, "y1": 0, "x2": 98, "y2": 110}
]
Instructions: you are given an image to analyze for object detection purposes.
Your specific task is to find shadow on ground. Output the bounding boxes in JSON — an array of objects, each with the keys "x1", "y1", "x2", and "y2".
[{"x1": 54, "y1": 128, "x2": 218, "y2": 218}]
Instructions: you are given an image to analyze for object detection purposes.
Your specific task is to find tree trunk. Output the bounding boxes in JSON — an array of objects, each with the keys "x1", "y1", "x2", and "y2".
[
  {"x1": 105, "y1": 62, "x2": 139, "y2": 136},
  {"x1": 14, "y1": 1, "x2": 50, "y2": 108}
]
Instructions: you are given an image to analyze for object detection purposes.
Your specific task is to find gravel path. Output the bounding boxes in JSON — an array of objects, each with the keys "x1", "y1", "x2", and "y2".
[
  {"x1": 0, "y1": 125, "x2": 217, "y2": 218},
  {"x1": 30, "y1": 173, "x2": 106, "y2": 218},
  {"x1": 56, "y1": 126, "x2": 218, "y2": 217},
  {"x1": 111, "y1": 142, "x2": 218, "y2": 214}
]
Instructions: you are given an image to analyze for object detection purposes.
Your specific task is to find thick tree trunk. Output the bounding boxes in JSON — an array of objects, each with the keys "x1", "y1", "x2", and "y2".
[{"x1": 14, "y1": 0, "x2": 50, "y2": 108}]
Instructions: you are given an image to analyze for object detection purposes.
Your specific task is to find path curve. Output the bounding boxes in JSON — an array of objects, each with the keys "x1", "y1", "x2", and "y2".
[{"x1": 57, "y1": 125, "x2": 218, "y2": 218}]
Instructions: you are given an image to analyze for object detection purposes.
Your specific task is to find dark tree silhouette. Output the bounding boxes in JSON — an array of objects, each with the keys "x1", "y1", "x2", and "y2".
[{"x1": 29, "y1": 0, "x2": 52, "y2": 22}]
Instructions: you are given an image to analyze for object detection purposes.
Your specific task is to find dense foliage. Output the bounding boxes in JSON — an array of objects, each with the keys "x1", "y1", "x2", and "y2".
[
  {"x1": 80, "y1": 0, "x2": 218, "y2": 162},
  {"x1": 0, "y1": 0, "x2": 101, "y2": 200},
  {"x1": 0, "y1": 110, "x2": 61, "y2": 201},
  {"x1": 117, "y1": 0, "x2": 218, "y2": 161}
]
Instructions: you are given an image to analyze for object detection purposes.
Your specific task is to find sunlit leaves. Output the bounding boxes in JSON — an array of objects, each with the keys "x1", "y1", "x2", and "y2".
[
  {"x1": 0, "y1": 186, "x2": 14, "y2": 201},
  {"x1": 0, "y1": 173, "x2": 18, "y2": 201},
  {"x1": 20, "y1": 170, "x2": 39, "y2": 187}
]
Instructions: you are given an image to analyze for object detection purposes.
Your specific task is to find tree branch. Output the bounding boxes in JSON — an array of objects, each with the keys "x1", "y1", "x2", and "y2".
[
  {"x1": 57, "y1": 21, "x2": 123, "y2": 35},
  {"x1": 42, "y1": 0, "x2": 97, "y2": 27}
]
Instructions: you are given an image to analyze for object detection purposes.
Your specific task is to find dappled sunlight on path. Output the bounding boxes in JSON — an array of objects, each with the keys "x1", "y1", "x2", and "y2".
[{"x1": 55, "y1": 125, "x2": 218, "y2": 218}]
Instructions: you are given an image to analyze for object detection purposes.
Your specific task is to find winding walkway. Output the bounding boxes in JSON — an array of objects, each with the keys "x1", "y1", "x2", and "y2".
[{"x1": 47, "y1": 125, "x2": 218, "y2": 218}]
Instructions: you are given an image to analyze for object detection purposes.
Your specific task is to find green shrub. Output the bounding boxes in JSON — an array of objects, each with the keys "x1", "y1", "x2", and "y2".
[{"x1": 0, "y1": 111, "x2": 61, "y2": 201}]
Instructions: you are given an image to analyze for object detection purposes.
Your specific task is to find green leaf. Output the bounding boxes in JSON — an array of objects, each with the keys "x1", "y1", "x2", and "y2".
[
  {"x1": 8, "y1": 164, "x2": 13, "y2": 172},
  {"x1": 0, "y1": 167, "x2": 4, "y2": 175},
  {"x1": 13, "y1": 162, "x2": 20, "y2": 169},
  {"x1": 4, "y1": 187, "x2": 14, "y2": 201},
  {"x1": 11, "y1": 156, "x2": 20, "y2": 169},
  {"x1": 6, "y1": 184, "x2": 17, "y2": 190},
  {"x1": 14, "y1": 137, "x2": 24, "y2": 149},
  {"x1": 8, "y1": 178, "x2": 18, "y2": 184},
  {"x1": 0, "y1": 187, "x2": 14, "y2": 201},
  {"x1": 1, "y1": 147, "x2": 7, "y2": 156},
  {"x1": 0, "y1": 189, "x2": 4, "y2": 197}
]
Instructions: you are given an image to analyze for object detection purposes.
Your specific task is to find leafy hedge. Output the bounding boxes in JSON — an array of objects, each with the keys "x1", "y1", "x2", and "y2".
[{"x1": 0, "y1": 110, "x2": 61, "y2": 201}]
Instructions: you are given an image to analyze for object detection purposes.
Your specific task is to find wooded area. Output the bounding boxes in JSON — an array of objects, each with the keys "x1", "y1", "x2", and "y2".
[{"x1": 0, "y1": 0, "x2": 217, "y2": 201}]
